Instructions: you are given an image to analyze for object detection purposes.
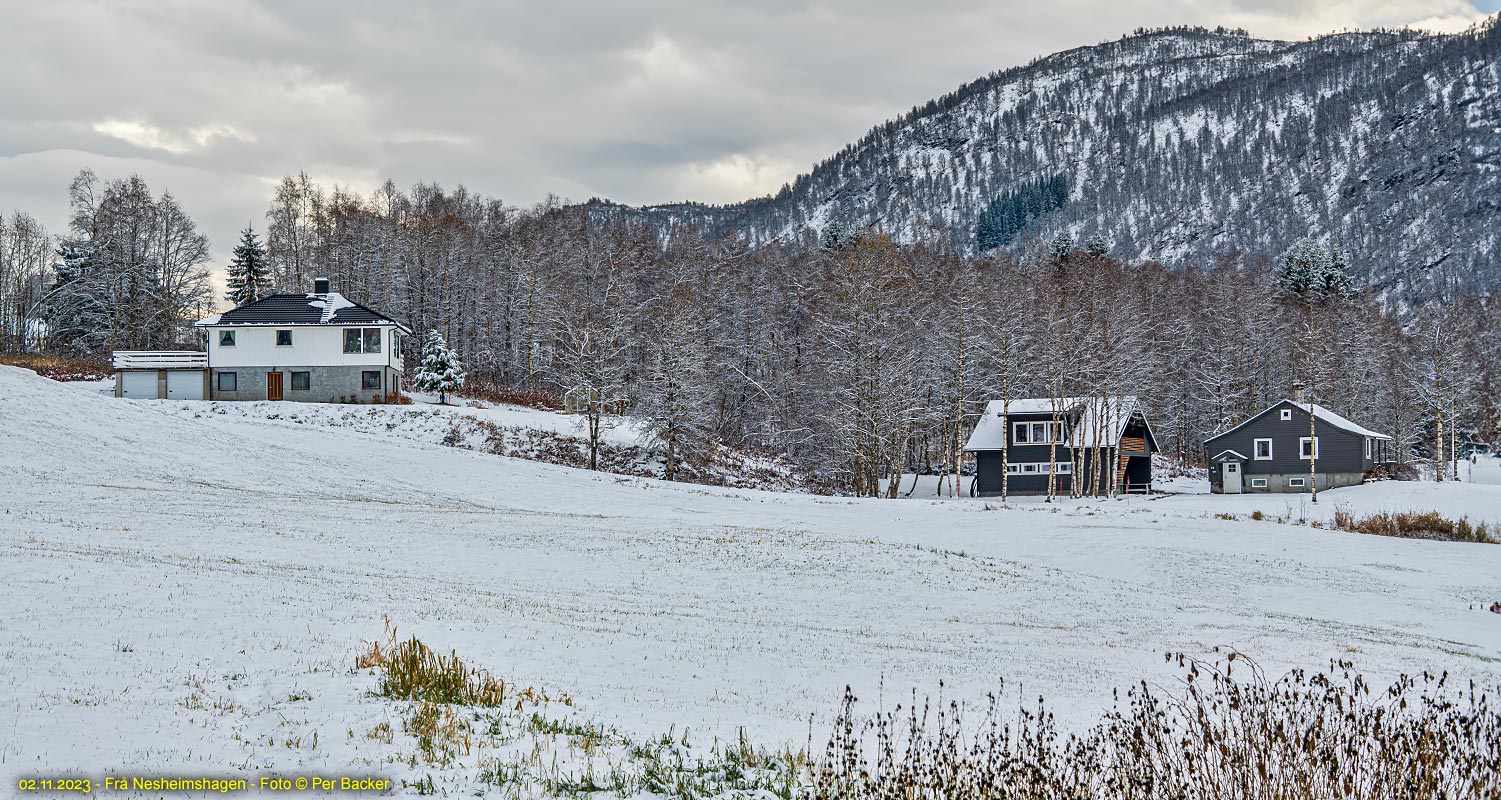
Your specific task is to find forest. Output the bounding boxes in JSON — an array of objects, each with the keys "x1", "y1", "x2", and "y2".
[{"x1": 1, "y1": 170, "x2": 1496, "y2": 496}]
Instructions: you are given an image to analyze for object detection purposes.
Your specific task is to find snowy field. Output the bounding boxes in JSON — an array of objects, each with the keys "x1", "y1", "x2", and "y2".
[{"x1": 3, "y1": 364, "x2": 1500, "y2": 793}]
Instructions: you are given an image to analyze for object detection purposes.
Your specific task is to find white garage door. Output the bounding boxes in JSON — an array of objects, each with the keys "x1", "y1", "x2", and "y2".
[
  {"x1": 120, "y1": 371, "x2": 158, "y2": 399},
  {"x1": 166, "y1": 370, "x2": 204, "y2": 400}
]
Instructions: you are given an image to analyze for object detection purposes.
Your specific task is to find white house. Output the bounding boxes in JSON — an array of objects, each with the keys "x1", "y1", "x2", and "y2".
[{"x1": 113, "y1": 278, "x2": 411, "y2": 403}]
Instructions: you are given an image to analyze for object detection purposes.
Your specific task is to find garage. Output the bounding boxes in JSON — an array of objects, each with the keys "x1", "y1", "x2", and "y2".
[
  {"x1": 166, "y1": 370, "x2": 205, "y2": 400},
  {"x1": 113, "y1": 351, "x2": 209, "y2": 400},
  {"x1": 119, "y1": 370, "x2": 160, "y2": 399}
]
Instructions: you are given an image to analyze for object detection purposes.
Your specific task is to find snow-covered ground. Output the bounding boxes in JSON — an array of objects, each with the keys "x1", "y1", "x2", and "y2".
[{"x1": 3, "y1": 365, "x2": 1500, "y2": 793}]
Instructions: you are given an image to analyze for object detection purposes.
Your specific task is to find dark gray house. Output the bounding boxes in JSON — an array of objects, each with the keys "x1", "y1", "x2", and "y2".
[
  {"x1": 964, "y1": 397, "x2": 1157, "y2": 496},
  {"x1": 1203, "y1": 399, "x2": 1395, "y2": 494}
]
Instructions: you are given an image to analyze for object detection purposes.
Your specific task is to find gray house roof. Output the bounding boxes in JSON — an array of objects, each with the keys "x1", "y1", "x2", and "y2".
[{"x1": 195, "y1": 292, "x2": 411, "y2": 333}]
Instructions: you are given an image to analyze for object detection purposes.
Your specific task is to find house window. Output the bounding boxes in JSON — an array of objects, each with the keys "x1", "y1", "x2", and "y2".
[
  {"x1": 216, "y1": 372, "x2": 237, "y2": 391},
  {"x1": 1005, "y1": 464, "x2": 1020, "y2": 474},
  {"x1": 1056, "y1": 462, "x2": 1071, "y2": 474},
  {"x1": 1280, "y1": 409, "x2": 1292, "y2": 421},
  {"x1": 1299, "y1": 436, "x2": 1319, "y2": 460},
  {"x1": 393, "y1": 332, "x2": 402, "y2": 359},
  {"x1": 1288, "y1": 477, "x2": 1307, "y2": 488},
  {"x1": 1254, "y1": 438, "x2": 1273, "y2": 460},
  {"x1": 276, "y1": 329, "x2": 293, "y2": 347},
  {"x1": 1022, "y1": 464, "x2": 1037, "y2": 473},
  {"x1": 290, "y1": 371, "x2": 310, "y2": 390},
  {"x1": 344, "y1": 327, "x2": 383, "y2": 354},
  {"x1": 1365, "y1": 438, "x2": 1372, "y2": 459},
  {"x1": 362, "y1": 370, "x2": 382, "y2": 391},
  {"x1": 219, "y1": 330, "x2": 236, "y2": 347},
  {"x1": 1251, "y1": 478, "x2": 1268, "y2": 488},
  {"x1": 1013, "y1": 421, "x2": 1061, "y2": 445}
]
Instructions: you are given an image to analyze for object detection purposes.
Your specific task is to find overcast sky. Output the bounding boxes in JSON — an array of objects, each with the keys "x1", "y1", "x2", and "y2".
[{"x1": 2, "y1": 0, "x2": 1495, "y2": 282}]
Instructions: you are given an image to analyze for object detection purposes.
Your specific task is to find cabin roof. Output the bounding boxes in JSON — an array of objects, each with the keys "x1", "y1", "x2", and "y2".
[{"x1": 964, "y1": 396, "x2": 1155, "y2": 451}]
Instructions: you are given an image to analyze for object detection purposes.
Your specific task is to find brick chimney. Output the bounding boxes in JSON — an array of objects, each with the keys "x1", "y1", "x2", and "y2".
[{"x1": 314, "y1": 277, "x2": 330, "y2": 294}]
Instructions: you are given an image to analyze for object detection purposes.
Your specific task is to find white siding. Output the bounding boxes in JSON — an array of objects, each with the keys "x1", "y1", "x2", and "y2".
[{"x1": 207, "y1": 325, "x2": 404, "y2": 371}]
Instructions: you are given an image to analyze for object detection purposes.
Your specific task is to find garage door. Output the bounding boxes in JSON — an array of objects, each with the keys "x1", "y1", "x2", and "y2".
[
  {"x1": 166, "y1": 370, "x2": 204, "y2": 400},
  {"x1": 120, "y1": 371, "x2": 159, "y2": 399}
]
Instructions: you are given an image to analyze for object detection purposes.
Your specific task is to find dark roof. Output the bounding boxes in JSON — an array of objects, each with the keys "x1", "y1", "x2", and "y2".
[{"x1": 197, "y1": 293, "x2": 409, "y2": 332}]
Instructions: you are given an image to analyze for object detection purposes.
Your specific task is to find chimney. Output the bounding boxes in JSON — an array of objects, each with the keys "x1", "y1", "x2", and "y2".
[
  {"x1": 1291, "y1": 382, "x2": 1306, "y2": 404},
  {"x1": 313, "y1": 277, "x2": 330, "y2": 294}
]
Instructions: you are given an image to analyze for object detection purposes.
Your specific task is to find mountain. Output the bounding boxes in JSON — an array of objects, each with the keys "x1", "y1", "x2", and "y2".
[{"x1": 585, "y1": 18, "x2": 1501, "y2": 302}]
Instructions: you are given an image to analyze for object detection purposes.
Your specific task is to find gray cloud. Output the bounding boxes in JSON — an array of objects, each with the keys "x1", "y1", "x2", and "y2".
[{"x1": 0, "y1": 0, "x2": 1488, "y2": 282}]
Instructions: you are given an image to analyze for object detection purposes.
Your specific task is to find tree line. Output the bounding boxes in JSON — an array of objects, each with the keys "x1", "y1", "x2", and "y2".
[{"x1": 2, "y1": 171, "x2": 1496, "y2": 494}]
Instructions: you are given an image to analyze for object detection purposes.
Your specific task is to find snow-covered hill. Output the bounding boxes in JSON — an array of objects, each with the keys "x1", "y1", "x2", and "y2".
[
  {"x1": 589, "y1": 18, "x2": 1501, "y2": 301},
  {"x1": 3, "y1": 366, "x2": 1499, "y2": 791}
]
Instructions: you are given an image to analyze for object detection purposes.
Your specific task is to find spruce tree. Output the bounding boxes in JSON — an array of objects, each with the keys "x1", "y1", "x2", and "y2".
[
  {"x1": 224, "y1": 225, "x2": 271, "y2": 306},
  {"x1": 413, "y1": 330, "x2": 466, "y2": 404}
]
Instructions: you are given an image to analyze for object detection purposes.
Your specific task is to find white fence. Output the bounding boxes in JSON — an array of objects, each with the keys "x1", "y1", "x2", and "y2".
[{"x1": 111, "y1": 351, "x2": 208, "y2": 370}]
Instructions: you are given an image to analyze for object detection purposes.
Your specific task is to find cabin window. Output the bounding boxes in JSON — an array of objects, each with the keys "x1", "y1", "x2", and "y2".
[
  {"x1": 1299, "y1": 437, "x2": 1319, "y2": 460},
  {"x1": 1288, "y1": 477, "x2": 1307, "y2": 488},
  {"x1": 290, "y1": 371, "x2": 310, "y2": 390},
  {"x1": 344, "y1": 327, "x2": 383, "y2": 354},
  {"x1": 362, "y1": 370, "x2": 382, "y2": 391},
  {"x1": 1056, "y1": 462, "x2": 1071, "y2": 474},
  {"x1": 1005, "y1": 464, "x2": 1020, "y2": 474},
  {"x1": 1022, "y1": 464, "x2": 1037, "y2": 473},
  {"x1": 1254, "y1": 438, "x2": 1273, "y2": 460},
  {"x1": 1013, "y1": 421, "x2": 1061, "y2": 445},
  {"x1": 216, "y1": 372, "x2": 237, "y2": 391},
  {"x1": 1280, "y1": 409, "x2": 1292, "y2": 421},
  {"x1": 219, "y1": 330, "x2": 236, "y2": 347},
  {"x1": 1251, "y1": 478, "x2": 1268, "y2": 488},
  {"x1": 276, "y1": 329, "x2": 293, "y2": 346},
  {"x1": 1365, "y1": 438, "x2": 1372, "y2": 459}
]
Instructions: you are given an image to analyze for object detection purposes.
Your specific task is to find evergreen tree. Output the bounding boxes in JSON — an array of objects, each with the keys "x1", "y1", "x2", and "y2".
[
  {"x1": 413, "y1": 330, "x2": 466, "y2": 404},
  {"x1": 1048, "y1": 231, "x2": 1075, "y2": 260},
  {"x1": 224, "y1": 225, "x2": 271, "y2": 306},
  {"x1": 1276, "y1": 238, "x2": 1329, "y2": 300},
  {"x1": 1083, "y1": 232, "x2": 1111, "y2": 258}
]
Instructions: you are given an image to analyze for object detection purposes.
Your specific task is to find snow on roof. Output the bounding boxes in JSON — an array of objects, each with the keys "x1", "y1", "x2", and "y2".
[
  {"x1": 1309, "y1": 404, "x2": 1391, "y2": 439},
  {"x1": 308, "y1": 292, "x2": 357, "y2": 324},
  {"x1": 963, "y1": 396, "x2": 1148, "y2": 451},
  {"x1": 195, "y1": 292, "x2": 410, "y2": 332}
]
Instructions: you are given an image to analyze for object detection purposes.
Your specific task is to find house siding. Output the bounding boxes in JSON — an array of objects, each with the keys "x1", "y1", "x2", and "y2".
[{"x1": 1205, "y1": 400, "x2": 1386, "y2": 493}]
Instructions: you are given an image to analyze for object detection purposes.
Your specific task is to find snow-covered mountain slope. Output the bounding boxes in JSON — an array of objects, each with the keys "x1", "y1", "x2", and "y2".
[
  {"x1": 2, "y1": 365, "x2": 1499, "y2": 787},
  {"x1": 590, "y1": 19, "x2": 1501, "y2": 301}
]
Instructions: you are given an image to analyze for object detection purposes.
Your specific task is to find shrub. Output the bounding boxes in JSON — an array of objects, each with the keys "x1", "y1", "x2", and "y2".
[
  {"x1": 1367, "y1": 462, "x2": 1420, "y2": 481},
  {"x1": 0, "y1": 351, "x2": 111, "y2": 381},
  {"x1": 358, "y1": 622, "x2": 509, "y2": 706},
  {"x1": 1332, "y1": 508, "x2": 1496, "y2": 544},
  {"x1": 460, "y1": 380, "x2": 562, "y2": 411}
]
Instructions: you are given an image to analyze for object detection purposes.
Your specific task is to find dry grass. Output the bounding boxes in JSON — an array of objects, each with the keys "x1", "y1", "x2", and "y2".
[
  {"x1": 0, "y1": 351, "x2": 111, "y2": 381},
  {"x1": 1332, "y1": 508, "x2": 1496, "y2": 544},
  {"x1": 358, "y1": 621, "x2": 511, "y2": 707},
  {"x1": 814, "y1": 653, "x2": 1500, "y2": 800}
]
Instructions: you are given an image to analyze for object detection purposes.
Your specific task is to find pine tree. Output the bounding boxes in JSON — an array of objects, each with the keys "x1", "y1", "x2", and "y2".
[
  {"x1": 413, "y1": 330, "x2": 466, "y2": 404},
  {"x1": 224, "y1": 225, "x2": 271, "y2": 306},
  {"x1": 1048, "y1": 231, "x2": 1074, "y2": 261}
]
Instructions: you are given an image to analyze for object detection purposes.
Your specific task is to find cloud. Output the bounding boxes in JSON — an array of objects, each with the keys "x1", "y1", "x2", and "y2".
[
  {"x1": 93, "y1": 119, "x2": 256, "y2": 154},
  {"x1": 0, "y1": 0, "x2": 1491, "y2": 289}
]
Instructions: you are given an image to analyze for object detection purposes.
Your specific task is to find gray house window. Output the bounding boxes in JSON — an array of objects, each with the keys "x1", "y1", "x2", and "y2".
[
  {"x1": 219, "y1": 330, "x2": 236, "y2": 347},
  {"x1": 1013, "y1": 421, "x2": 1060, "y2": 444},
  {"x1": 1251, "y1": 478, "x2": 1268, "y2": 488},
  {"x1": 362, "y1": 370, "x2": 382, "y2": 390},
  {"x1": 1253, "y1": 438, "x2": 1272, "y2": 460},
  {"x1": 1299, "y1": 437, "x2": 1319, "y2": 460},
  {"x1": 290, "y1": 371, "x2": 310, "y2": 390},
  {"x1": 217, "y1": 372, "x2": 237, "y2": 391},
  {"x1": 1280, "y1": 409, "x2": 1292, "y2": 421},
  {"x1": 1365, "y1": 438, "x2": 1372, "y2": 459},
  {"x1": 276, "y1": 329, "x2": 293, "y2": 346},
  {"x1": 1288, "y1": 477, "x2": 1307, "y2": 487}
]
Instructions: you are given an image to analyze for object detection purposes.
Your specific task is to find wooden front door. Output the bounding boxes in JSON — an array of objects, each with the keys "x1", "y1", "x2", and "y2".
[{"x1": 268, "y1": 371, "x2": 284, "y2": 401}]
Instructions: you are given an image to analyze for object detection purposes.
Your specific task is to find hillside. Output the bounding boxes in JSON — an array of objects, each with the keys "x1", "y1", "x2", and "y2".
[
  {"x1": 2, "y1": 366, "x2": 1499, "y2": 790},
  {"x1": 588, "y1": 18, "x2": 1501, "y2": 302}
]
